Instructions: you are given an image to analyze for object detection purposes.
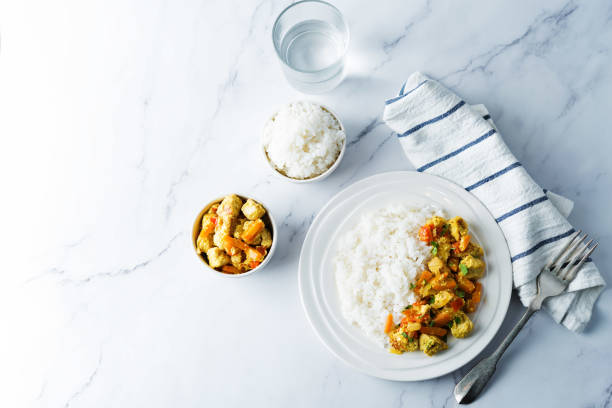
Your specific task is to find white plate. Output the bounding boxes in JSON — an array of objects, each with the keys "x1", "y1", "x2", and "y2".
[{"x1": 298, "y1": 171, "x2": 512, "y2": 381}]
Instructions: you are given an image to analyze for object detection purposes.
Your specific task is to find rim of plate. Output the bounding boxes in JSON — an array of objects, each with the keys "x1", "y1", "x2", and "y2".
[{"x1": 298, "y1": 171, "x2": 512, "y2": 381}]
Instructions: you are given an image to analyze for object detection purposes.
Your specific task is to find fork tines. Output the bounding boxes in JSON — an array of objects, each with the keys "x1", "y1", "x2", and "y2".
[{"x1": 547, "y1": 230, "x2": 598, "y2": 282}]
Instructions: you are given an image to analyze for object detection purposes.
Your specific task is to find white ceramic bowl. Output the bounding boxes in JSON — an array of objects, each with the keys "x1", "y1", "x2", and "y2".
[
  {"x1": 192, "y1": 194, "x2": 277, "y2": 278},
  {"x1": 261, "y1": 101, "x2": 346, "y2": 183}
]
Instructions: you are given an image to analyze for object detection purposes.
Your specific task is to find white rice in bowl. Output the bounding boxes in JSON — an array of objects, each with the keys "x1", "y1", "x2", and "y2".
[
  {"x1": 334, "y1": 204, "x2": 443, "y2": 347},
  {"x1": 262, "y1": 101, "x2": 345, "y2": 180}
]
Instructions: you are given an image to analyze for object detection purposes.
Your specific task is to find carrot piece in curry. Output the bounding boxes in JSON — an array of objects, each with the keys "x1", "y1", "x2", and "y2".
[
  {"x1": 384, "y1": 313, "x2": 394, "y2": 334},
  {"x1": 459, "y1": 235, "x2": 471, "y2": 252},
  {"x1": 417, "y1": 270, "x2": 433, "y2": 287},
  {"x1": 221, "y1": 265, "x2": 241, "y2": 274},
  {"x1": 457, "y1": 275, "x2": 476, "y2": 293},
  {"x1": 242, "y1": 219, "x2": 265, "y2": 243},
  {"x1": 420, "y1": 326, "x2": 447, "y2": 336},
  {"x1": 418, "y1": 224, "x2": 433, "y2": 243},
  {"x1": 471, "y1": 282, "x2": 482, "y2": 304},
  {"x1": 431, "y1": 273, "x2": 457, "y2": 290},
  {"x1": 432, "y1": 311, "x2": 453, "y2": 327}
]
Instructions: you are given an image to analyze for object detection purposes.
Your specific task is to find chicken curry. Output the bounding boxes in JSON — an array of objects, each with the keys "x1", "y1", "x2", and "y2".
[
  {"x1": 196, "y1": 194, "x2": 272, "y2": 274},
  {"x1": 385, "y1": 216, "x2": 485, "y2": 356}
]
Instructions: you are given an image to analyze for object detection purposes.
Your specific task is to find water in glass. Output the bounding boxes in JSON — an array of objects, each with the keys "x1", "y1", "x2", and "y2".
[{"x1": 273, "y1": 1, "x2": 348, "y2": 94}]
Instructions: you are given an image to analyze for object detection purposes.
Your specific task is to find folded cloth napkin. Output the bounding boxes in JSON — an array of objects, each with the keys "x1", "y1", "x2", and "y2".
[{"x1": 383, "y1": 72, "x2": 605, "y2": 332}]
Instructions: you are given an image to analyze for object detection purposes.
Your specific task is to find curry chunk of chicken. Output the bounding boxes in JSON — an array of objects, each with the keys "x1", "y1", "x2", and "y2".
[
  {"x1": 213, "y1": 217, "x2": 235, "y2": 248},
  {"x1": 436, "y1": 236, "x2": 452, "y2": 262},
  {"x1": 388, "y1": 327, "x2": 419, "y2": 353},
  {"x1": 448, "y1": 216, "x2": 468, "y2": 241},
  {"x1": 196, "y1": 230, "x2": 214, "y2": 254},
  {"x1": 233, "y1": 219, "x2": 246, "y2": 239},
  {"x1": 456, "y1": 242, "x2": 484, "y2": 259},
  {"x1": 428, "y1": 216, "x2": 447, "y2": 228},
  {"x1": 416, "y1": 304, "x2": 431, "y2": 317},
  {"x1": 450, "y1": 311, "x2": 474, "y2": 338},
  {"x1": 241, "y1": 198, "x2": 266, "y2": 220},
  {"x1": 431, "y1": 290, "x2": 454, "y2": 309},
  {"x1": 419, "y1": 334, "x2": 448, "y2": 356},
  {"x1": 230, "y1": 252, "x2": 245, "y2": 270},
  {"x1": 206, "y1": 247, "x2": 230, "y2": 268},
  {"x1": 217, "y1": 194, "x2": 242, "y2": 221},
  {"x1": 201, "y1": 213, "x2": 217, "y2": 233},
  {"x1": 470, "y1": 243, "x2": 484, "y2": 258},
  {"x1": 460, "y1": 255, "x2": 486, "y2": 279},
  {"x1": 418, "y1": 282, "x2": 437, "y2": 298},
  {"x1": 260, "y1": 228, "x2": 272, "y2": 248},
  {"x1": 428, "y1": 257, "x2": 449, "y2": 275}
]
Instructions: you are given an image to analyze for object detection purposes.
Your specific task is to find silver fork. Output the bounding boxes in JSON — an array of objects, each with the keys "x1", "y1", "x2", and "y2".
[{"x1": 453, "y1": 230, "x2": 598, "y2": 404}]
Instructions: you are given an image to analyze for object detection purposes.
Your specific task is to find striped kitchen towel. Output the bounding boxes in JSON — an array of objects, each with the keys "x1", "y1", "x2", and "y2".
[{"x1": 383, "y1": 72, "x2": 605, "y2": 332}]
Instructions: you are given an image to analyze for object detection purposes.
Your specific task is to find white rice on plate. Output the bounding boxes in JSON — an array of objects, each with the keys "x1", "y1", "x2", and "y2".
[
  {"x1": 334, "y1": 204, "x2": 443, "y2": 347},
  {"x1": 262, "y1": 101, "x2": 345, "y2": 179}
]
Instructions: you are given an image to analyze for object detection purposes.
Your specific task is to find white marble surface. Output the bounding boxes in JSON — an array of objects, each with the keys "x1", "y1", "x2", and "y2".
[{"x1": 1, "y1": 0, "x2": 611, "y2": 407}]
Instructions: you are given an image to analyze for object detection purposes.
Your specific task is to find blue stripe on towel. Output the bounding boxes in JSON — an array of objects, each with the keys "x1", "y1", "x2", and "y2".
[
  {"x1": 511, "y1": 228, "x2": 576, "y2": 263},
  {"x1": 417, "y1": 129, "x2": 497, "y2": 172},
  {"x1": 399, "y1": 82, "x2": 406, "y2": 96},
  {"x1": 510, "y1": 228, "x2": 576, "y2": 262},
  {"x1": 465, "y1": 162, "x2": 521, "y2": 191},
  {"x1": 385, "y1": 80, "x2": 428, "y2": 105},
  {"x1": 398, "y1": 101, "x2": 466, "y2": 137},
  {"x1": 496, "y1": 195, "x2": 549, "y2": 223}
]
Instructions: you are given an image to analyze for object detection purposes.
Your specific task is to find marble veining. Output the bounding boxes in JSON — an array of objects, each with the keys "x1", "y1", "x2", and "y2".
[
  {"x1": 62, "y1": 351, "x2": 103, "y2": 408},
  {"x1": 441, "y1": 2, "x2": 581, "y2": 84},
  {"x1": 1, "y1": 0, "x2": 611, "y2": 407}
]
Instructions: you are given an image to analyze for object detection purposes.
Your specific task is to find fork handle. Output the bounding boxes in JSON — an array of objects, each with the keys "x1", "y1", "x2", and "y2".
[{"x1": 454, "y1": 307, "x2": 537, "y2": 404}]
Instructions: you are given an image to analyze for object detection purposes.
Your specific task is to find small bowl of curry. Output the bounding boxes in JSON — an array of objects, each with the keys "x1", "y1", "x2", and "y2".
[{"x1": 192, "y1": 194, "x2": 277, "y2": 277}]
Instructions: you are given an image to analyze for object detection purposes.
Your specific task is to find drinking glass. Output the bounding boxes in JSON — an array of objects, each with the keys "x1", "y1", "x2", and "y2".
[{"x1": 272, "y1": 0, "x2": 349, "y2": 94}]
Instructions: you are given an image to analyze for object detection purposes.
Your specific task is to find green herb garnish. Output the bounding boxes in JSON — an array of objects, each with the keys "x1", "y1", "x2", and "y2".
[
  {"x1": 460, "y1": 263, "x2": 469, "y2": 276},
  {"x1": 454, "y1": 316, "x2": 461, "y2": 325},
  {"x1": 441, "y1": 224, "x2": 449, "y2": 234},
  {"x1": 401, "y1": 332, "x2": 410, "y2": 339},
  {"x1": 455, "y1": 289, "x2": 465, "y2": 298},
  {"x1": 428, "y1": 320, "x2": 434, "y2": 327},
  {"x1": 431, "y1": 241, "x2": 439, "y2": 255},
  {"x1": 409, "y1": 283, "x2": 415, "y2": 290},
  {"x1": 428, "y1": 297, "x2": 435, "y2": 304},
  {"x1": 404, "y1": 304, "x2": 412, "y2": 310}
]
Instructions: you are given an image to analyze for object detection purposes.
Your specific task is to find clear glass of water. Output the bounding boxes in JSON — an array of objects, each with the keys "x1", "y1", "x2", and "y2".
[{"x1": 272, "y1": 0, "x2": 349, "y2": 94}]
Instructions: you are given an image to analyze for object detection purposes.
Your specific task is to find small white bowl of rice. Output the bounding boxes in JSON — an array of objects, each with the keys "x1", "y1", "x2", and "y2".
[{"x1": 261, "y1": 101, "x2": 346, "y2": 183}]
